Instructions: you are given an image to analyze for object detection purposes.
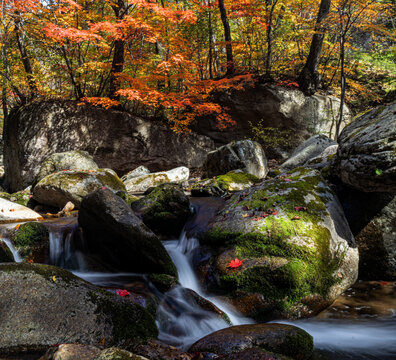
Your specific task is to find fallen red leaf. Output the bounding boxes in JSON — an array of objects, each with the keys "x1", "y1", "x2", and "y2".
[
  {"x1": 294, "y1": 206, "x2": 307, "y2": 212},
  {"x1": 116, "y1": 289, "x2": 130, "y2": 297},
  {"x1": 284, "y1": 178, "x2": 292, "y2": 182},
  {"x1": 379, "y1": 281, "x2": 390, "y2": 286},
  {"x1": 292, "y1": 215, "x2": 301, "y2": 220},
  {"x1": 228, "y1": 258, "x2": 243, "y2": 268}
]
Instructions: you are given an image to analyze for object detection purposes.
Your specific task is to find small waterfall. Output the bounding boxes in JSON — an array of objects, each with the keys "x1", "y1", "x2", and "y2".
[
  {"x1": 156, "y1": 230, "x2": 253, "y2": 350},
  {"x1": 47, "y1": 220, "x2": 86, "y2": 271},
  {"x1": 1, "y1": 237, "x2": 22, "y2": 262}
]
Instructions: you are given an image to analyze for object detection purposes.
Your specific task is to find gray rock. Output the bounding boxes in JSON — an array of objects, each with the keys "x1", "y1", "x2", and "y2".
[
  {"x1": 280, "y1": 135, "x2": 337, "y2": 171},
  {"x1": 40, "y1": 344, "x2": 101, "y2": 360},
  {"x1": 33, "y1": 150, "x2": 99, "y2": 187},
  {"x1": 202, "y1": 140, "x2": 268, "y2": 179},
  {"x1": 78, "y1": 188, "x2": 177, "y2": 276},
  {"x1": 305, "y1": 144, "x2": 338, "y2": 170},
  {"x1": 97, "y1": 348, "x2": 149, "y2": 360},
  {"x1": 189, "y1": 323, "x2": 313, "y2": 360},
  {"x1": 333, "y1": 102, "x2": 396, "y2": 192},
  {"x1": 122, "y1": 166, "x2": 151, "y2": 182},
  {"x1": 33, "y1": 168, "x2": 126, "y2": 208},
  {"x1": 193, "y1": 84, "x2": 351, "y2": 151},
  {"x1": 125, "y1": 167, "x2": 189, "y2": 194},
  {"x1": 0, "y1": 263, "x2": 158, "y2": 353},
  {"x1": 202, "y1": 168, "x2": 358, "y2": 320},
  {"x1": 131, "y1": 183, "x2": 190, "y2": 237},
  {"x1": 355, "y1": 194, "x2": 396, "y2": 280},
  {"x1": 4, "y1": 100, "x2": 214, "y2": 193}
]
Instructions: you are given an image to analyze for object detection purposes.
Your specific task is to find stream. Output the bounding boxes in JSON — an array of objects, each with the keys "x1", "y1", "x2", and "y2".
[{"x1": 1, "y1": 198, "x2": 395, "y2": 358}]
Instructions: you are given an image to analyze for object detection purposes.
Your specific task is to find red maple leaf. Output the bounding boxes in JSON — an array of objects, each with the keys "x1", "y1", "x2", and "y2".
[
  {"x1": 228, "y1": 258, "x2": 243, "y2": 268},
  {"x1": 116, "y1": 289, "x2": 130, "y2": 297}
]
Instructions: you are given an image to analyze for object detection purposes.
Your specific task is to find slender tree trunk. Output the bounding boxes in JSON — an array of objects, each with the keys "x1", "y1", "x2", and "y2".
[
  {"x1": 208, "y1": 4, "x2": 214, "y2": 79},
  {"x1": 265, "y1": 0, "x2": 278, "y2": 78},
  {"x1": 297, "y1": 0, "x2": 331, "y2": 95},
  {"x1": 14, "y1": 16, "x2": 37, "y2": 99},
  {"x1": 218, "y1": 0, "x2": 234, "y2": 76},
  {"x1": 109, "y1": 0, "x2": 127, "y2": 100}
]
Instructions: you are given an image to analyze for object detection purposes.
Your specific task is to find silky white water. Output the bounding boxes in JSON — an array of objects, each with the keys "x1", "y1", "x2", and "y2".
[
  {"x1": 1, "y1": 237, "x2": 22, "y2": 262},
  {"x1": 157, "y1": 230, "x2": 253, "y2": 349}
]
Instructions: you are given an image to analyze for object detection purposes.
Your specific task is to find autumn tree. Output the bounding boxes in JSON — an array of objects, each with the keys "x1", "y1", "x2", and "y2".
[{"x1": 298, "y1": 0, "x2": 331, "y2": 95}]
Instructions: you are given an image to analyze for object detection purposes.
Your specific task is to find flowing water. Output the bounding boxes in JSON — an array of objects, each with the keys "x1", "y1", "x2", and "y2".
[{"x1": 1, "y1": 199, "x2": 396, "y2": 357}]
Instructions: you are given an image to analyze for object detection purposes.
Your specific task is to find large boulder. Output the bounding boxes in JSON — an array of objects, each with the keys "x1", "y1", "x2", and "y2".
[
  {"x1": 202, "y1": 168, "x2": 358, "y2": 320},
  {"x1": 333, "y1": 101, "x2": 396, "y2": 192},
  {"x1": 279, "y1": 135, "x2": 337, "y2": 171},
  {"x1": 4, "y1": 100, "x2": 215, "y2": 192},
  {"x1": 0, "y1": 263, "x2": 158, "y2": 353},
  {"x1": 33, "y1": 169, "x2": 126, "y2": 208},
  {"x1": 33, "y1": 150, "x2": 99, "y2": 186},
  {"x1": 355, "y1": 194, "x2": 396, "y2": 280},
  {"x1": 193, "y1": 84, "x2": 351, "y2": 150},
  {"x1": 202, "y1": 140, "x2": 268, "y2": 179},
  {"x1": 0, "y1": 197, "x2": 42, "y2": 223},
  {"x1": 189, "y1": 323, "x2": 313, "y2": 360},
  {"x1": 121, "y1": 166, "x2": 151, "y2": 182},
  {"x1": 131, "y1": 184, "x2": 191, "y2": 237},
  {"x1": 125, "y1": 167, "x2": 189, "y2": 194},
  {"x1": 78, "y1": 188, "x2": 177, "y2": 276}
]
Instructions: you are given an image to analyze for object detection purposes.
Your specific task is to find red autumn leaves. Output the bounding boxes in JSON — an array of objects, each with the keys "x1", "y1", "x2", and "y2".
[{"x1": 228, "y1": 258, "x2": 243, "y2": 269}]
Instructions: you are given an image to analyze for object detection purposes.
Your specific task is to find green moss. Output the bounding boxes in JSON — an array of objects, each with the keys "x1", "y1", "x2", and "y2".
[
  {"x1": 0, "y1": 191, "x2": 31, "y2": 207},
  {"x1": 97, "y1": 348, "x2": 144, "y2": 360},
  {"x1": 13, "y1": 222, "x2": 48, "y2": 248},
  {"x1": 89, "y1": 289, "x2": 158, "y2": 344},
  {"x1": 0, "y1": 263, "x2": 83, "y2": 284},
  {"x1": 148, "y1": 273, "x2": 178, "y2": 292},
  {"x1": 215, "y1": 171, "x2": 260, "y2": 191}
]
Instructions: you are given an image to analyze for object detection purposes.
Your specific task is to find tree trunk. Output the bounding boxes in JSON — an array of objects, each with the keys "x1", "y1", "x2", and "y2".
[
  {"x1": 265, "y1": 0, "x2": 278, "y2": 78},
  {"x1": 297, "y1": 0, "x2": 331, "y2": 95},
  {"x1": 14, "y1": 16, "x2": 37, "y2": 99},
  {"x1": 109, "y1": 0, "x2": 127, "y2": 100},
  {"x1": 218, "y1": 0, "x2": 234, "y2": 76}
]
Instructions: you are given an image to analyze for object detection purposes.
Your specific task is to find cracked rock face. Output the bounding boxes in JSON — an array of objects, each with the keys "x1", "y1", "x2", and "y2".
[{"x1": 333, "y1": 102, "x2": 396, "y2": 192}]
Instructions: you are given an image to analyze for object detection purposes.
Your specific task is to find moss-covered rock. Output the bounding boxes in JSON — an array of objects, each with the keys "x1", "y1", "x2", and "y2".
[
  {"x1": 33, "y1": 168, "x2": 126, "y2": 208},
  {"x1": 191, "y1": 171, "x2": 260, "y2": 197},
  {"x1": 131, "y1": 184, "x2": 190, "y2": 236},
  {"x1": 202, "y1": 168, "x2": 358, "y2": 320},
  {"x1": 0, "y1": 263, "x2": 158, "y2": 353},
  {"x1": 125, "y1": 167, "x2": 189, "y2": 194},
  {"x1": 188, "y1": 323, "x2": 313, "y2": 360},
  {"x1": 33, "y1": 150, "x2": 99, "y2": 187},
  {"x1": 0, "y1": 241, "x2": 14, "y2": 262},
  {"x1": 0, "y1": 190, "x2": 31, "y2": 207},
  {"x1": 10, "y1": 222, "x2": 49, "y2": 263}
]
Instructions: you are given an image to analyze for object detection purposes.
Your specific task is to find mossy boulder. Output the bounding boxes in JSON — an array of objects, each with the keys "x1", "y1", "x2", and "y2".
[
  {"x1": 125, "y1": 167, "x2": 189, "y2": 194},
  {"x1": 191, "y1": 171, "x2": 260, "y2": 197},
  {"x1": 10, "y1": 222, "x2": 49, "y2": 263},
  {"x1": 0, "y1": 263, "x2": 158, "y2": 353},
  {"x1": 202, "y1": 168, "x2": 358, "y2": 320},
  {"x1": 78, "y1": 188, "x2": 177, "y2": 276},
  {"x1": 131, "y1": 184, "x2": 190, "y2": 236},
  {"x1": 188, "y1": 323, "x2": 313, "y2": 360},
  {"x1": 33, "y1": 168, "x2": 126, "y2": 208},
  {"x1": 332, "y1": 101, "x2": 396, "y2": 192},
  {"x1": 0, "y1": 190, "x2": 31, "y2": 207},
  {"x1": 33, "y1": 150, "x2": 99, "y2": 187},
  {"x1": 0, "y1": 241, "x2": 14, "y2": 262}
]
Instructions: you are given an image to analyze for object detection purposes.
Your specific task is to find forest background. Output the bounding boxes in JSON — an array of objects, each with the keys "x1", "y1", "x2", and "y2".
[{"x1": 0, "y1": 0, "x2": 394, "y2": 135}]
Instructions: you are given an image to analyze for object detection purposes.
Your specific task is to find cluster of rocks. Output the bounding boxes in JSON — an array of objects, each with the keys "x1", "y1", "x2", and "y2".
[{"x1": 0, "y1": 98, "x2": 394, "y2": 359}]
